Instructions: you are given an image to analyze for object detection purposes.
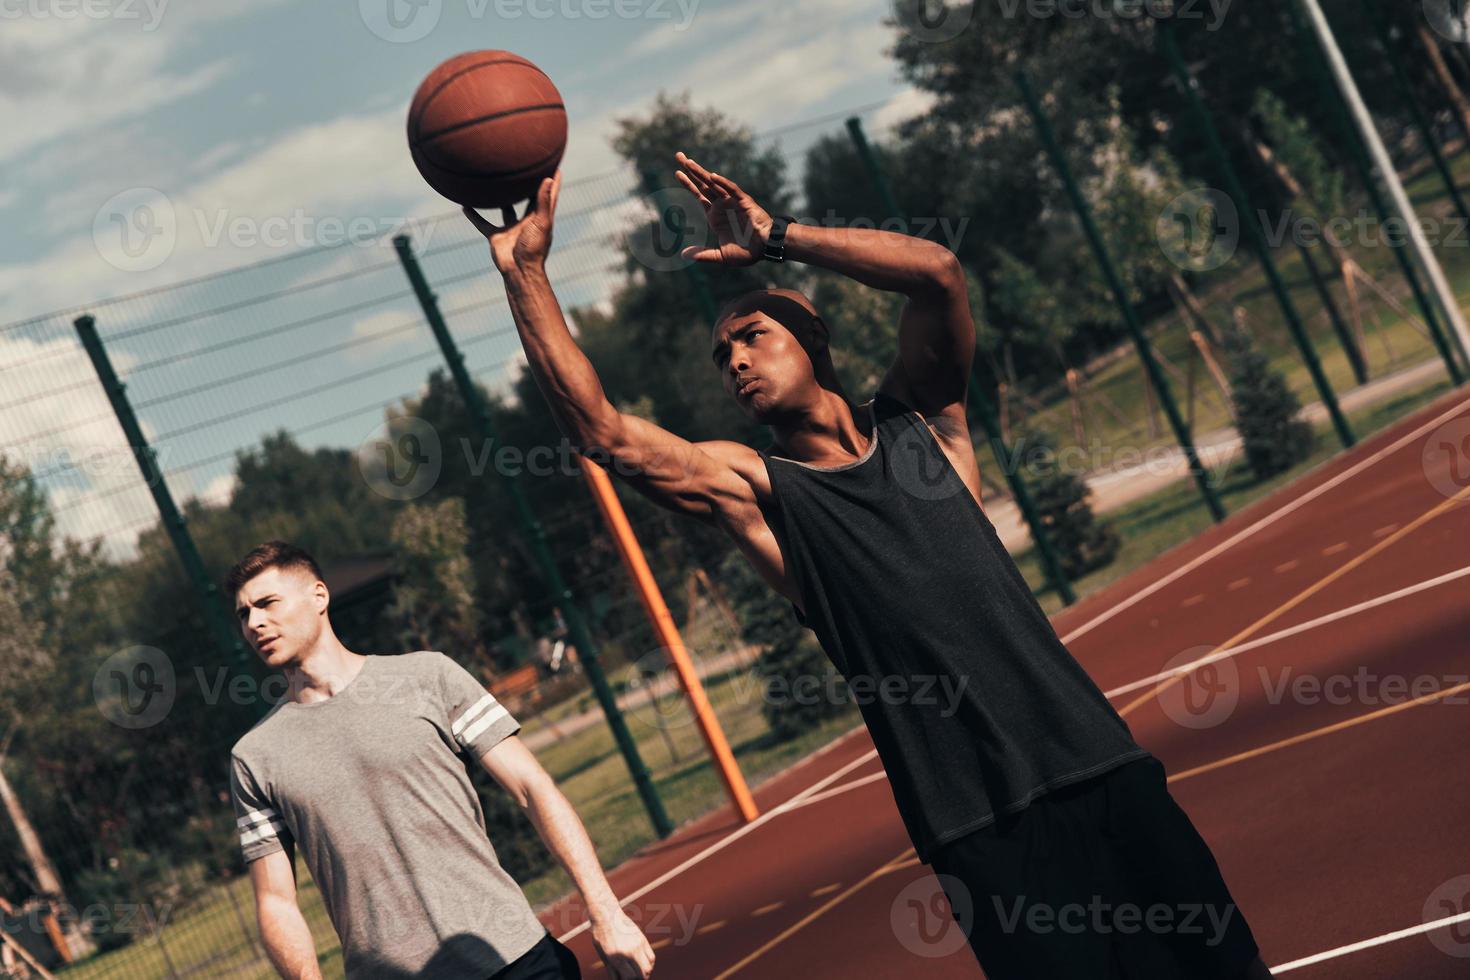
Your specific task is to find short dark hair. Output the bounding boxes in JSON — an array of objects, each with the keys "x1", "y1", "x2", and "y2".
[{"x1": 224, "y1": 540, "x2": 324, "y2": 600}]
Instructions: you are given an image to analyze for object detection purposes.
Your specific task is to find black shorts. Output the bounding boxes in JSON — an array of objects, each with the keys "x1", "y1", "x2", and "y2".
[
  {"x1": 487, "y1": 932, "x2": 581, "y2": 980},
  {"x1": 929, "y1": 755, "x2": 1261, "y2": 980}
]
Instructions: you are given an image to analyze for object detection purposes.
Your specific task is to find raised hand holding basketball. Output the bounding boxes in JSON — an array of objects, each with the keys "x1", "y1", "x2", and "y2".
[
  {"x1": 674, "y1": 150, "x2": 772, "y2": 266},
  {"x1": 462, "y1": 170, "x2": 561, "y2": 275}
]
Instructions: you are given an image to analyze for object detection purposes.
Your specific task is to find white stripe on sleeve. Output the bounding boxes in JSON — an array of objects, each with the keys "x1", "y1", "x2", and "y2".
[
  {"x1": 451, "y1": 694, "x2": 502, "y2": 741},
  {"x1": 459, "y1": 702, "x2": 510, "y2": 746},
  {"x1": 240, "y1": 819, "x2": 286, "y2": 848},
  {"x1": 237, "y1": 807, "x2": 278, "y2": 829}
]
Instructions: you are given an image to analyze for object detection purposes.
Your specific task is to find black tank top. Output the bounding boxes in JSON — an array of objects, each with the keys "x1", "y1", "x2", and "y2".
[{"x1": 758, "y1": 391, "x2": 1148, "y2": 862}]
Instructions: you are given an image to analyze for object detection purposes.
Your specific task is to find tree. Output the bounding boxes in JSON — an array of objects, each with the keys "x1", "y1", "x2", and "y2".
[
  {"x1": 1221, "y1": 315, "x2": 1315, "y2": 481},
  {"x1": 1014, "y1": 432, "x2": 1119, "y2": 580},
  {"x1": 0, "y1": 458, "x2": 96, "y2": 960},
  {"x1": 386, "y1": 497, "x2": 485, "y2": 662}
]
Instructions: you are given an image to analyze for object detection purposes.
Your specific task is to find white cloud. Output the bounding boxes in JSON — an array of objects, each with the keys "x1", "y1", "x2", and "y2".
[
  {"x1": 196, "y1": 470, "x2": 239, "y2": 507},
  {"x1": 0, "y1": 328, "x2": 153, "y2": 560},
  {"x1": 565, "y1": 0, "x2": 895, "y2": 179},
  {"x1": 871, "y1": 87, "x2": 937, "y2": 136},
  {"x1": 347, "y1": 308, "x2": 422, "y2": 363},
  {"x1": 0, "y1": 105, "x2": 445, "y2": 327},
  {"x1": 0, "y1": 23, "x2": 235, "y2": 168}
]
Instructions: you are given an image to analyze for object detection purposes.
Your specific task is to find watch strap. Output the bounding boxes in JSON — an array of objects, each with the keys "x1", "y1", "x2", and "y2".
[{"x1": 763, "y1": 215, "x2": 795, "y2": 263}]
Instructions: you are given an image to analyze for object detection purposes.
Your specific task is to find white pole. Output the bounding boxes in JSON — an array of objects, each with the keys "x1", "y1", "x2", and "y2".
[{"x1": 1297, "y1": 0, "x2": 1470, "y2": 369}]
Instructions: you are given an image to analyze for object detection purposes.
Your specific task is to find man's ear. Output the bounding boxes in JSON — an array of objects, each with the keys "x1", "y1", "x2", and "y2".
[
  {"x1": 808, "y1": 316, "x2": 831, "y2": 351},
  {"x1": 313, "y1": 580, "x2": 330, "y2": 613}
]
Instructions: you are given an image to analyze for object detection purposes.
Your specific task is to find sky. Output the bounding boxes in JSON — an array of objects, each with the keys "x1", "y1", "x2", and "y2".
[
  {"x1": 0, "y1": 0, "x2": 938, "y2": 558},
  {"x1": 0, "y1": 0, "x2": 934, "y2": 325}
]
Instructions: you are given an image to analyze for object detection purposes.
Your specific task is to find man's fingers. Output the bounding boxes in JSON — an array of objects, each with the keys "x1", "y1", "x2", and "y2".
[
  {"x1": 680, "y1": 244, "x2": 723, "y2": 263},
  {"x1": 547, "y1": 170, "x2": 562, "y2": 219},
  {"x1": 461, "y1": 206, "x2": 501, "y2": 237},
  {"x1": 500, "y1": 204, "x2": 518, "y2": 226},
  {"x1": 674, "y1": 150, "x2": 715, "y2": 192},
  {"x1": 706, "y1": 171, "x2": 740, "y2": 199},
  {"x1": 674, "y1": 171, "x2": 711, "y2": 208}
]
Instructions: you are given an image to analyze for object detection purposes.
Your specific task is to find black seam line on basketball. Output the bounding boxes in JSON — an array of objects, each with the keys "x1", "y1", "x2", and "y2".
[
  {"x1": 417, "y1": 145, "x2": 564, "y2": 182},
  {"x1": 412, "y1": 58, "x2": 554, "y2": 132},
  {"x1": 415, "y1": 102, "x2": 566, "y2": 145}
]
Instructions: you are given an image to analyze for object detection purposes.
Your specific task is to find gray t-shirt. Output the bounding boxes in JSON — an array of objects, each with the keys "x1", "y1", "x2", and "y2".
[{"x1": 228, "y1": 651, "x2": 548, "y2": 979}]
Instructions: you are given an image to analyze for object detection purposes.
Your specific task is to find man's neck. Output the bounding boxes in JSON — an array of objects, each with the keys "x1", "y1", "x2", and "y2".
[
  {"x1": 771, "y1": 392, "x2": 873, "y2": 465},
  {"x1": 285, "y1": 642, "x2": 364, "y2": 705}
]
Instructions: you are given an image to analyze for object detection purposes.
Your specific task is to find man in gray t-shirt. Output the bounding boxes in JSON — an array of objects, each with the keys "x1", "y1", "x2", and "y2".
[{"x1": 225, "y1": 541, "x2": 655, "y2": 980}]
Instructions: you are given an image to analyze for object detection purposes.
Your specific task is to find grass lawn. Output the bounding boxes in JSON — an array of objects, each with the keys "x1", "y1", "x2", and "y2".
[{"x1": 1019, "y1": 369, "x2": 1458, "y2": 615}]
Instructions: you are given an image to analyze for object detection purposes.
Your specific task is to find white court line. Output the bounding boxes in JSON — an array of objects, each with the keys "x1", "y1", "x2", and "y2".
[
  {"x1": 552, "y1": 394, "x2": 1470, "y2": 950},
  {"x1": 784, "y1": 769, "x2": 889, "y2": 811},
  {"x1": 1059, "y1": 390, "x2": 1470, "y2": 646},
  {"x1": 560, "y1": 563, "x2": 1470, "y2": 942},
  {"x1": 1270, "y1": 909, "x2": 1470, "y2": 973},
  {"x1": 1102, "y1": 563, "x2": 1470, "y2": 700},
  {"x1": 774, "y1": 564, "x2": 1470, "y2": 817},
  {"x1": 554, "y1": 738, "x2": 881, "y2": 944}
]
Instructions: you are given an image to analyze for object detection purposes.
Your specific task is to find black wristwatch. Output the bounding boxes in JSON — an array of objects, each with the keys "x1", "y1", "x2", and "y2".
[{"x1": 763, "y1": 215, "x2": 796, "y2": 263}]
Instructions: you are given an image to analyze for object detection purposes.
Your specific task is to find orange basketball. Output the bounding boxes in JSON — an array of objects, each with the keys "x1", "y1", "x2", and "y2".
[{"x1": 407, "y1": 50, "x2": 567, "y2": 209}]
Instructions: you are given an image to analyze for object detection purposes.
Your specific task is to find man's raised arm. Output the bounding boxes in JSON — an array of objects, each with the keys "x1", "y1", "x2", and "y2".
[
  {"x1": 673, "y1": 151, "x2": 974, "y2": 414},
  {"x1": 463, "y1": 174, "x2": 752, "y2": 524}
]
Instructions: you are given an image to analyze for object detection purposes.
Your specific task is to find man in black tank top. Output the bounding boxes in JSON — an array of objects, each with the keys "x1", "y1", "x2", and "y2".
[{"x1": 467, "y1": 155, "x2": 1271, "y2": 979}]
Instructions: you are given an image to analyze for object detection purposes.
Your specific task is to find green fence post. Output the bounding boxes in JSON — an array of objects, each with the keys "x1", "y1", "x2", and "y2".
[
  {"x1": 1360, "y1": 0, "x2": 1470, "y2": 227},
  {"x1": 392, "y1": 235, "x2": 673, "y2": 840},
  {"x1": 1283, "y1": 0, "x2": 1466, "y2": 385},
  {"x1": 73, "y1": 315, "x2": 253, "y2": 680},
  {"x1": 1159, "y1": 22, "x2": 1356, "y2": 450},
  {"x1": 844, "y1": 116, "x2": 1077, "y2": 605},
  {"x1": 1016, "y1": 70, "x2": 1228, "y2": 524}
]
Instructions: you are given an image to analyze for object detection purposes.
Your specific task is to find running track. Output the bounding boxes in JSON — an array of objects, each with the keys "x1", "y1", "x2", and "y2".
[{"x1": 535, "y1": 382, "x2": 1470, "y2": 978}]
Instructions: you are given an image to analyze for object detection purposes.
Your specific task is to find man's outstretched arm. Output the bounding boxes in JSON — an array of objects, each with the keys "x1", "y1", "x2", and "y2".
[
  {"x1": 463, "y1": 174, "x2": 753, "y2": 525},
  {"x1": 673, "y1": 151, "x2": 974, "y2": 414},
  {"x1": 477, "y1": 736, "x2": 655, "y2": 980}
]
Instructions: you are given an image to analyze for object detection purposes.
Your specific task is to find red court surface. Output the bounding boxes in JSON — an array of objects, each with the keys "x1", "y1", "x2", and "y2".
[{"x1": 535, "y1": 382, "x2": 1470, "y2": 978}]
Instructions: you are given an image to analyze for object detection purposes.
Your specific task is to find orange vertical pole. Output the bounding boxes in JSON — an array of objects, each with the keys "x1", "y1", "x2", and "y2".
[{"x1": 575, "y1": 457, "x2": 759, "y2": 823}]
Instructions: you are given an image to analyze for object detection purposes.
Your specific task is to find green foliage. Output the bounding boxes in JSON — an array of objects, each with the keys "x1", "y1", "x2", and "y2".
[
  {"x1": 387, "y1": 497, "x2": 484, "y2": 659},
  {"x1": 1015, "y1": 430, "x2": 1119, "y2": 579},
  {"x1": 1251, "y1": 88, "x2": 1346, "y2": 216},
  {"x1": 1221, "y1": 321, "x2": 1316, "y2": 481}
]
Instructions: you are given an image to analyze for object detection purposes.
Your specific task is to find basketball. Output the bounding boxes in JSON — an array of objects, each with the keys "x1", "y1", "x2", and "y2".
[{"x1": 407, "y1": 50, "x2": 568, "y2": 209}]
